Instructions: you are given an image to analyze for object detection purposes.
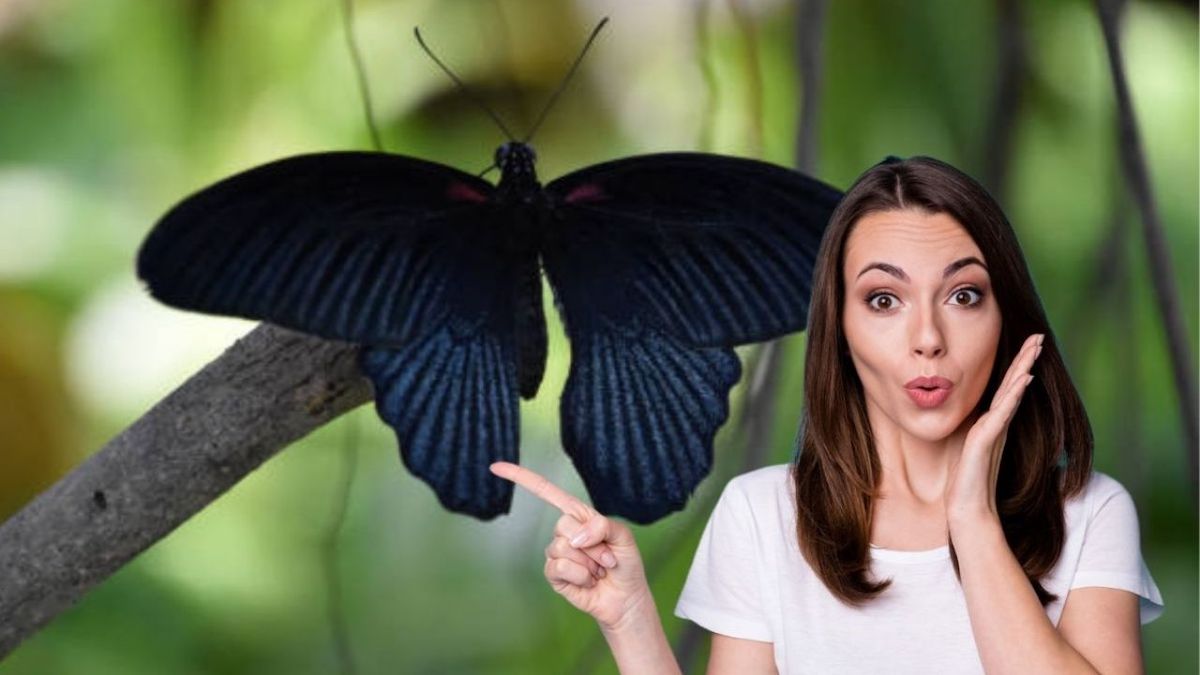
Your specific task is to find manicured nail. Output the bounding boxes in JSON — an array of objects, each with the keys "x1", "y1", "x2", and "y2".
[
  {"x1": 601, "y1": 552, "x2": 618, "y2": 568},
  {"x1": 570, "y1": 530, "x2": 587, "y2": 548}
]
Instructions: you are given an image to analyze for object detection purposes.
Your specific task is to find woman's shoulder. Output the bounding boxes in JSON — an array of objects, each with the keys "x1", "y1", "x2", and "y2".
[
  {"x1": 725, "y1": 463, "x2": 793, "y2": 500},
  {"x1": 718, "y1": 464, "x2": 796, "y2": 524},
  {"x1": 1065, "y1": 469, "x2": 1136, "y2": 515},
  {"x1": 1060, "y1": 469, "x2": 1148, "y2": 546},
  {"x1": 699, "y1": 465, "x2": 799, "y2": 560}
]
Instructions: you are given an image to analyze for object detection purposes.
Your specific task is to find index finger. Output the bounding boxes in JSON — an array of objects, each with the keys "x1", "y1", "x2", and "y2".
[{"x1": 490, "y1": 462, "x2": 595, "y2": 521}]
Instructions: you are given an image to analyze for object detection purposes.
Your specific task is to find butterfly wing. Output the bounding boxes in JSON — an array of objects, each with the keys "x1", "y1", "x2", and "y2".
[
  {"x1": 360, "y1": 283, "x2": 522, "y2": 521},
  {"x1": 549, "y1": 320, "x2": 743, "y2": 524},
  {"x1": 545, "y1": 152, "x2": 841, "y2": 346},
  {"x1": 139, "y1": 151, "x2": 527, "y2": 519},
  {"x1": 541, "y1": 153, "x2": 841, "y2": 522},
  {"x1": 137, "y1": 151, "x2": 500, "y2": 346}
]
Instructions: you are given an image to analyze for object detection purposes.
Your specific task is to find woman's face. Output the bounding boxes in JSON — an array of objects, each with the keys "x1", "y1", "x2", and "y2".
[{"x1": 842, "y1": 208, "x2": 1002, "y2": 443}]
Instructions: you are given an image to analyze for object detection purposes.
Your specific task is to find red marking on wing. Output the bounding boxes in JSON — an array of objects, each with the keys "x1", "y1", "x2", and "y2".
[
  {"x1": 447, "y1": 181, "x2": 488, "y2": 203},
  {"x1": 565, "y1": 183, "x2": 607, "y2": 204}
]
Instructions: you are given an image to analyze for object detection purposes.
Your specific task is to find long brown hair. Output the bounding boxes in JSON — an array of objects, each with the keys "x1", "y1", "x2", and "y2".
[{"x1": 793, "y1": 156, "x2": 1093, "y2": 606}]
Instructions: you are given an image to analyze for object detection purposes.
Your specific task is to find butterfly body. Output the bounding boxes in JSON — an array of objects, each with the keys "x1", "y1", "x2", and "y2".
[
  {"x1": 494, "y1": 141, "x2": 543, "y2": 202},
  {"x1": 450, "y1": 141, "x2": 550, "y2": 398},
  {"x1": 138, "y1": 144, "x2": 841, "y2": 524}
]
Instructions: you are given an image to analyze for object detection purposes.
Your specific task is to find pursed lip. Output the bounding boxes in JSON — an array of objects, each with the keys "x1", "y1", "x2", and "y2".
[
  {"x1": 904, "y1": 376, "x2": 953, "y2": 390},
  {"x1": 904, "y1": 376, "x2": 953, "y2": 409}
]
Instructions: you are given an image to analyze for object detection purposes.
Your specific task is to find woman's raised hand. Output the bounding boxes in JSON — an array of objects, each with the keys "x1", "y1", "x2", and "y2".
[
  {"x1": 490, "y1": 461, "x2": 652, "y2": 632},
  {"x1": 946, "y1": 332, "x2": 1044, "y2": 524}
]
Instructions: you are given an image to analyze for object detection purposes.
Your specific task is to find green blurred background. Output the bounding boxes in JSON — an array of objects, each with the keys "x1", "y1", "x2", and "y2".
[{"x1": 0, "y1": 0, "x2": 1195, "y2": 672}]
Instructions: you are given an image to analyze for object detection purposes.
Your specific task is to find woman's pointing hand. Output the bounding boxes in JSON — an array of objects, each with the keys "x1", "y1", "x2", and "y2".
[{"x1": 490, "y1": 461, "x2": 652, "y2": 632}]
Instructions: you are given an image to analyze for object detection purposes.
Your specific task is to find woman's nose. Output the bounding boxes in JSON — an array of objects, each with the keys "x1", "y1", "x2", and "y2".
[{"x1": 911, "y1": 307, "x2": 945, "y2": 358}]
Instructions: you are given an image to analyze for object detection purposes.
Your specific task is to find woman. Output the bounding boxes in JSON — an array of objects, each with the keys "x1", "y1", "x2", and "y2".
[{"x1": 490, "y1": 156, "x2": 1164, "y2": 674}]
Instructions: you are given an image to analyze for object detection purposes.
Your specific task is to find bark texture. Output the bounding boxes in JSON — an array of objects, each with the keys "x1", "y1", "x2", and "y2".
[{"x1": 0, "y1": 324, "x2": 372, "y2": 658}]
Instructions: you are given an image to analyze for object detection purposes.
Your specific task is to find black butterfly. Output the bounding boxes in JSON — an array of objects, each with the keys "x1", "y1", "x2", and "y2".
[{"x1": 136, "y1": 26, "x2": 842, "y2": 525}]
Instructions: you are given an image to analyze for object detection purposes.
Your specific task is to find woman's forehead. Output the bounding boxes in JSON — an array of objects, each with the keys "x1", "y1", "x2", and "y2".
[{"x1": 844, "y1": 209, "x2": 986, "y2": 274}]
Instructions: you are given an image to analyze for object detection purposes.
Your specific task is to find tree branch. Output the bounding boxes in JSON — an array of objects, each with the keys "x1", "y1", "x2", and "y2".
[{"x1": 0, "y1": 323, "x2": 372, "y2": 658}]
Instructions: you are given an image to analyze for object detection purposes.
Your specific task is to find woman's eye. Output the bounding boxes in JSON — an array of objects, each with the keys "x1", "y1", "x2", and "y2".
[
  {"x1": 867, "y1": 293, "x2": 898, "y2": 312},
  {"x1": 949, "y1": 287, "x2": 983, "y2": 307}
]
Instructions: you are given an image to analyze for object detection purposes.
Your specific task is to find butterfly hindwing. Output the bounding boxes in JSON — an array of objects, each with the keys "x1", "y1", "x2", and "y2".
[
  {"x1": 361, "y1": 313, "x2": 520, "y2": 520},
  {"x1": 541, "y1": 153, "x2": 839, "y2": 520},
  {"x1": 560, "y1": 321, "x2": 741, "y2": 524},
  {"x1": 137, "y1": 151, "x2": 499, "y2": 347}
]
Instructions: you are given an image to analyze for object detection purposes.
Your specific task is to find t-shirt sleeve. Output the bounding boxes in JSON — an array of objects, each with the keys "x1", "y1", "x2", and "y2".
[
  {"x1": 673, "y1": 477, "x2": 772, "y2": 642},
  {"x1": 1070, "y1": 474, "x2": 1164, "y2": 625}
]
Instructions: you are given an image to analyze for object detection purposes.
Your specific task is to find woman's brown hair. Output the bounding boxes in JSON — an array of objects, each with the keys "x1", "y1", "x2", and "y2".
[{"x1": 792, "y1": 156, "x2": 1093, "y2": 606}]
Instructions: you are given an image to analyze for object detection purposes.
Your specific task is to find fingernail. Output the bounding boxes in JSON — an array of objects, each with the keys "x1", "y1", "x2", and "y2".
[
  {"x1": 1035, "y1": 346, "x2": 1042, "y2": 358},
  {"x1": 596, "y1": 566, "x2": 606, "y2": 578},
  {"x1": 601, "y1": 552, "x2": 618, "y2": 568},
  {"x1": 1038, "y1": 334, "x2": 1045, "y2": 345},
  {"x1": 570, "y1": 530, "x2": 587, "y2": 548},
  {"x1": 1026, "y1": 374, "x2": 1035, "y2": 385}
]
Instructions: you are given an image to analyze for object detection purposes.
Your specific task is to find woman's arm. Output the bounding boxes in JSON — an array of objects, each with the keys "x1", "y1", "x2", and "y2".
[
  {"x1": 950, "y1": 517, "x2": 1142, "y2": 674},
  {"x1": 490, "y1": 462, "x2": 677, "y2": 672},
  {"x1": 599, "y1": 592, "x2": 683, "y2": 675},
  {"x1": 599, "y1": 589, "x2": 783, "y2": 675},
  {"x1": 492, "y1": 462, "x2": 780, "y2": 675},
  {"x1": 603, "y1": 602, "x2": 777, "y2": 675},
  {"x1": 708, "y1": 634, "x2": 778, "y2": 674}
]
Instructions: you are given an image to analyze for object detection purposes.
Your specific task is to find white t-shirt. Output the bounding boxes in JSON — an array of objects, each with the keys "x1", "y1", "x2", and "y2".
[{"x1": 674, "y1": 465, "x2": 1164, "y2": 674}]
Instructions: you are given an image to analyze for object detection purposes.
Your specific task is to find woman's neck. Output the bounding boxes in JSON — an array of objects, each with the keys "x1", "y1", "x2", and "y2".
[{"x1": 865, "y1": 401, "x2": 978, "y2": 506}]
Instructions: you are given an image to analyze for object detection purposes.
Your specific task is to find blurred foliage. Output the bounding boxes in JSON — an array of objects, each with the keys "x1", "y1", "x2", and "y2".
[
  {"x1": 0, "y1": 0, "x2": 1195, "y2": 673},
  {"x1": 0, "y1": 290, "x2": 74, "y2": 517}
]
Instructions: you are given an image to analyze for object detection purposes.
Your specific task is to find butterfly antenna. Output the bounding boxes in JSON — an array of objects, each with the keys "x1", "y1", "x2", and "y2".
[
  {"x1": 341, "y1": 0, "x2": 384, "y2": 152},
  {"x1": 523, "y1": 16, "x2": 609, "y2": 143},
  {"x1": 414, "y1": 26, "x2": 516, "y2": 142}
]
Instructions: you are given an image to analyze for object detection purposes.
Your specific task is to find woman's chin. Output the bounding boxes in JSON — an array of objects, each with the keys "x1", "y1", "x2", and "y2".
[{"x1": 901, "y1": 410, "x2": 969, "y2": 443}]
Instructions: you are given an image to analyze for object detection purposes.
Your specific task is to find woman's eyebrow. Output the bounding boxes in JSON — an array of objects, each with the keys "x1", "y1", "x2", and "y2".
[
  {"x1": 943, "y1": 256, "x2": 988, "y2": 278},
  {"x1": 856, "y1": 261, "x2": 908, "y2": 281},
  {"x1": 855, "y1": 256, "x2": 988, "y2": 282}
]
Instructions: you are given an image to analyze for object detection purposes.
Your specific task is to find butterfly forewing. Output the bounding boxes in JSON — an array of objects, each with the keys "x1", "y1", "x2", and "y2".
[
  {"x1": 543, "y1": 153, "x2": 841, "y2": 346},
  {"x1": 137, "y1": 151, "x2": 498, "y2": 347}
]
